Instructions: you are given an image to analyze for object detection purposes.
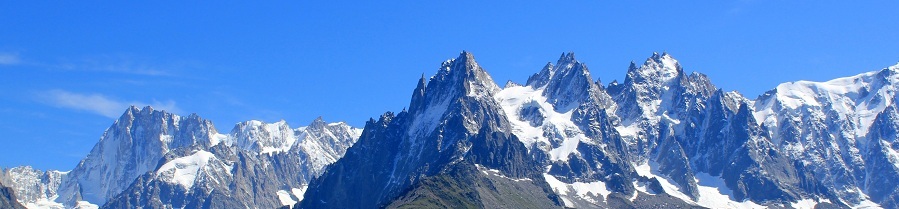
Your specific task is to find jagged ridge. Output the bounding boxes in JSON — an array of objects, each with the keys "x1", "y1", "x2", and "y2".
[{"x1": 3, "y1": 51, "x2": 898, "y2": 209}]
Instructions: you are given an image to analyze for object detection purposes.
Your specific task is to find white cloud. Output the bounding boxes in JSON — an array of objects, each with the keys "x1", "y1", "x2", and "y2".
[
  {"x1": 68, "y1": 55, "x2": 178, "y2": 76},
  {"x1": 39, "y1": 90, "x2": 182, "y2": 118},
  {"x1": 0, "y1": 52, "x2": 21, "y2": 65},
  {"x1": 88, "y1": 60, "x2": 172, "y2": 76},
  {"x1": 2, "y1": 53, "x2": 180, "y2": 76}
]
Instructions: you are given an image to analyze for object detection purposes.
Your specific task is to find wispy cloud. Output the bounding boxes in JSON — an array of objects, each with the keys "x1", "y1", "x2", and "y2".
[
  {"x1": 0, "y1": 52, "x2": 21, "y2": 65},
  {"x1": 38, "y1": 90, "x2": 182, "y2": 118},
  {"x1": 59, "y1": 55, "x2": 178, "y2": 76},
  {"x1": 4, "y1": 52, "x2": 187, "y2": 76}
]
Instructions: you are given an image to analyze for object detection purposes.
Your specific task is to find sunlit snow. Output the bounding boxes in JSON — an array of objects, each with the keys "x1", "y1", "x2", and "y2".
[
  {"x1": 754, "y1": 65, "x2": 899, "y2": 138},
  {"x1": 155, "y1": 150, "x2": 220, "y2": 189},
  {"x1": 634, "y1": 161, "x2": 765, "y2": 209},
  {"x1": 495, "y1": 85, "x2": 591, "y2": 162},
  {"x1": 543, "y1": 173, "x2": 612, "y2": 207}
]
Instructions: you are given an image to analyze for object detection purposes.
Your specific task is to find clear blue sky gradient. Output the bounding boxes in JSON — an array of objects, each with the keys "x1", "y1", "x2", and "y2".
[{"x1": 2, "y1": 1, "x2": 898, "y2": 171}]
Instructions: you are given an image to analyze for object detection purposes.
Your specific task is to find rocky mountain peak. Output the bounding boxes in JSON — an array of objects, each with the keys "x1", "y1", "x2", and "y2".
[
  {"x1": 308, "y1": 116, "x2": 327, "y2": 130},
  {"x1": 503, "y1": 80, "x2": 521, "y2": 88},
  {"x1": 441, "y1": 51, "x2": 501, "y2": 96},
  {"x1": 55, "y1": 106, "x2": 222, "y2": 207},
  {"x1": 231, "y1": 119, "x2": 296, "y2": 154},
  {"x1": 879, "y1": 63, "x2": 899, "y2": 82},
  {"x1": 613, "y1": 53, "x2": 690, "y2": 125},
  {"x1": 0, "y1": 166, "x2": 65, "y2": 206},
  {"x1": 407, "y1": 51, "x2": 507, "y2": 137},
  {"x1": 626, "y1": 52, "x2": 683, "y2": 86},
  {"x1": 409, "y1": 74, "x2": 428, "y2": 113},
  {"x1": 527, "y1": 52, "x2": 584, "y2": 89},
  {"x1": 300, "y1": 52, "x2": 550, "y2": 209},
  {"x1": 410, "y1": 51, "x2": 500, "y2": 112},
  {"x1": 525, "y1": 62, "x2": 555, "y2": 87},
  {"x1": 523, "y1": 52, "x2": 613, "y2": 112},
  {"x1": 0, "y1": 182, "x2": 26, "y2": 209},
  {"x1": 558, "y1": 51, "x2": 577, "y2": 63}
]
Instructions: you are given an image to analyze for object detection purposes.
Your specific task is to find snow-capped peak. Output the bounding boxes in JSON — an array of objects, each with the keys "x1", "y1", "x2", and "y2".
[
  {"x1": 525, "y1": 62, "x2": 555, "y2": 87},
  {"x1": 558, "y1": 51, "x2": 577, "y2": 63},
  {"x1": 0, "y1": 166, "x2": 66, "y2": 208},
  {"x1": 526, "y1": 52, "x2": 583, "y2": 89},
  {"x1": 504, "y1": 80, "x2": 522, "y2": 88},
  {"x1": 521, "y1": 51, "x2": 612, "y2": 112},
  {"x1": 231, "y1": 119, "x2": 297, "y2": 154},
  {"x1": 407, "y1": 51, "x2": 503, "y2": 137},
  {"x1": 446, "y1": 50, "x2": 501, "y2": 98},
  {"x1": 614, "y1": 52, "x2": 690, "y2": 125},
  {"x1": 629, "y1": 52, "x2": 683, "y2": 85},
  {"x1": 56, "y1": 105, "x2": 220, "y2": 207},
  {"x1": 495, "y1": 52, "x2": 614, "y2": 161},
  {"x1": 750, "y1": 63, "x2": 899, "y2": 207},
  {"x1": 422, "y1": 51, "x2": 501, "y2": 102},
  {"x1": 753, "y1": 65, "x2": 899, "y2": 138},
  {"x1": 307, "y1": 116, "x2": 328, "y2": 130},
  {"x1": 154, "y1": 150, "x2": 230, "y2": 190}
]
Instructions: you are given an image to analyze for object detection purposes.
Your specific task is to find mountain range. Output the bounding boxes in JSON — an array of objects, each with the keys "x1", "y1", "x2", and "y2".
[{"x1": 1, "y1": 51, "x2": 897, "y2": 209}]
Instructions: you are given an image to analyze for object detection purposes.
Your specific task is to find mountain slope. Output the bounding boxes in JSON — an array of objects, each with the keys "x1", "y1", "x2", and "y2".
[
  {"x1": 865, "y1": 102, "x2": 899, "y2": 208},
  {"x1": 0, "y1": 167, "x2": 66, "y2": 209},
  {"x1": 3, "y1": 51, "x2": 898, "y2": 209},
  {"x1": 493, "y1": 52, "x2": 835, "y2": 208},
  {"x1": 296, "y1": 51, "x2": 891, "y2": 209},
  {"x1": 101, "y1": 114, "x2": 361, "y2": 209},
  {"x1": 299, "y1": 51, "x2": 562, "y2": 209},
  {"x1": 54, "y1": 106, "x2": 223, "y2": 207},
  {"x1": 0, "y1": 182, "x2": 27, "y2": 209},
  {"x1": 0, "y1": 106, "x2": 361, "y2": 209},
  {"x1": 497, "y1": 53, "x2": 643, "y2": 208},
  {"x1": 754, "y1": 63, "x2": 899, "y2": 208}
]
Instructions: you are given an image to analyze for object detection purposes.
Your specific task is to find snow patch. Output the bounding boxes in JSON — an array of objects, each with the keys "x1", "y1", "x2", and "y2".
[
  {"x1": 543, "y1": 173, "x2": 611, "y2": 207},
  {"x1": 155, "y1": 150, "x2": 218, "y2": 189},
  {"x1": 495, "y1": 86, "x2": 591, "y2": 162},
  {"x1": 274, "y1": 186, "x2": 308, "y2": 207},
  {"x1": 234, "y1": 120, "x2": 298, "y2": 154},
  {"x1": 24, "y1": 199, "x2": 65, "y2": 209},
  {"x1": 474, "y1": 164, "x2": 532, "y2": 182},
  {"x1": 615, "y1": 124, "x2": 639, "y2": 138},
  {"x1": 292, "y1": 186, "x2": 308, "y2": 203},
  {"x1": 754, "y1": 68, "x2": 898, "y2": 138},
  {"x1": 633, "y1": 162, "x2": 693, "y2": 201},
  {"x1": 882, "y1": 140, "x2": 899, "y2": 168},
  {"x1": 634, "y1": 161, "x2": 764, "y2": 209},
  {"x1": 854, "y1": 198, "x2": 883, "y2": 209},
  {"x1": 494, "y1": 86, "x2": 548, "y2": 148},
  {"x1": 693, "y1": 172, "x2": 763, "y2": 209},
  {"x1": 550, "y1": 136, "x2": 581, "y2": 162},
  {"x1": 209, "y1": 133, "x2": 230, "y2": 147},
  {"x1": 277, "y1": 190, "x2": 297, "y2": 207},
  {"x1": 790, "y1": 198, "x2": 832, "y2": 209},
  {"x1": 74, "y1": 201, "x2": 99, "y2": 209},
  {"x1": 408, "y1": 92, "x2": 451, "y2": 137}
]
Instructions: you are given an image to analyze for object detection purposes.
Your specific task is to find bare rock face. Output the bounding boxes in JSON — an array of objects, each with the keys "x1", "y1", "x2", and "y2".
[
  {"x1": 99, "y1": 114, "x2": 361, "y2": 209},
  {"x1": 300, "y1": 51, "x2": 563, "y2": 209},
  {"x1": 0, "y1": 105, "x2": 360, "y2": 209},
  {"x1": 0, "y1": 182, "x2": 27, "y2": 209},
  {"x1": 299, "y1": 52, "x2": 891, "y2": 209}
]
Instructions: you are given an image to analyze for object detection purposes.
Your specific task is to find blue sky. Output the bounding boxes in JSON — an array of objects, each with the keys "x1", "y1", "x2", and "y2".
[{"x1": 2, "y1": 1, "x2": 898, "y2": 171}]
